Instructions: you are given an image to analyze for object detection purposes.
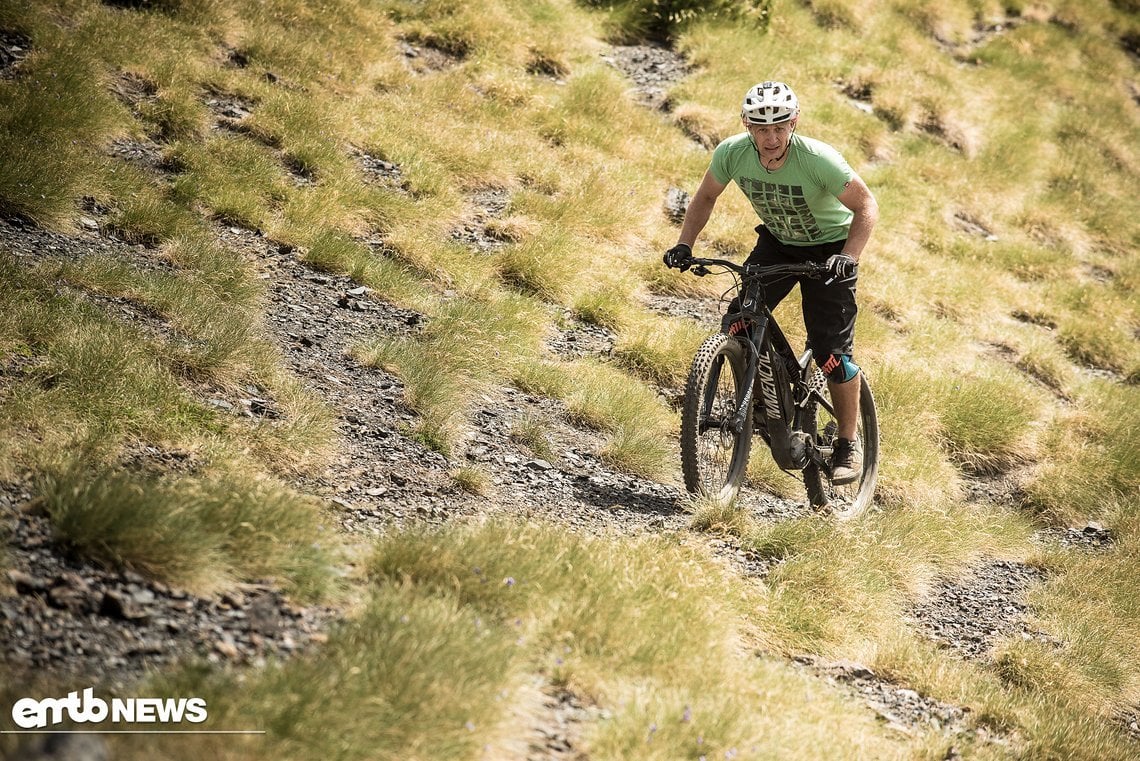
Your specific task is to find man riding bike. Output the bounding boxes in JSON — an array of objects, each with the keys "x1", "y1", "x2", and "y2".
[{"x1": 663, "y1": 81, "x2": 879, "y2": 484}]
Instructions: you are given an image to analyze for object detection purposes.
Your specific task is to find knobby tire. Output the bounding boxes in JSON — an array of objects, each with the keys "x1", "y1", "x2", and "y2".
[
  {"x1": 801, "y1": 372, "x2": 879, "y2": 519},
  {"x1": 680, "y1": 333, "x2": 752, "y2": 503}
]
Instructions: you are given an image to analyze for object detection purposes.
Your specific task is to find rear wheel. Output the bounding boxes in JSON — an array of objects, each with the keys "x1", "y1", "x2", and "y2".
[
  {"x1": 802, "y1": 371, "x2": 879, "y2": 519},
  {"x1": 680, "y1": 333, "x2": 752, "y2": 503}
]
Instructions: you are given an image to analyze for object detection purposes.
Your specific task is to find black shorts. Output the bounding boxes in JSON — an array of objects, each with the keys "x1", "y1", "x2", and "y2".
[{"x1": 737, "y1": 225, "x2": 858, "y2": 357}]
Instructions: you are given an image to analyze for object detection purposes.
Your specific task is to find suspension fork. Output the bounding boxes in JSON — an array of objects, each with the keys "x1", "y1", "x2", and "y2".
[
  {"x1": 727, "y1": 315, "x2": 767, "y2": 435},
  {"x1": 728, "y1": 343, "x2": 760, "y2": 435}
]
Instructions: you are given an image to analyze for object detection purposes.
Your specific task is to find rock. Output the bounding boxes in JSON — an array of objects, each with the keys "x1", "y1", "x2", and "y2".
[
  {"x1": 8, "y1": 569, "x2": 48, "y2": 594},
  {"x1": 214, "y1": 637, "x2": 240, "y2": 660},
  {"x1": 47, "y1": 581, "x2": 90, "y2": 614},
  {"x1": 98, "y1": 590, "x2": 149, "y2": 623},
  {"x1": 664, "y1": 187, "x2": 690, "y2": 224},
  {"x1": 246, "y1": 594, "x2": 282, "y2": 636},
  {"x1": 247, "y1": 398, "x2": 279, "y2": 417},
  {"x1": 830, "y1": 659, "x2": 876, "y2": 680}
]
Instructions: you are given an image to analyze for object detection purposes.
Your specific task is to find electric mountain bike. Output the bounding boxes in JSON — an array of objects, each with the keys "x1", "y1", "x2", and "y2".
[{"x1": 677, "y1": 256, "x2": 879, "y2": 519}]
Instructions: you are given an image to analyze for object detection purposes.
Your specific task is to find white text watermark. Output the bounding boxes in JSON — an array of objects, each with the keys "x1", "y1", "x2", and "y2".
[{"x1": 5, "y1": 688, "x2": 261, "y2": 734}]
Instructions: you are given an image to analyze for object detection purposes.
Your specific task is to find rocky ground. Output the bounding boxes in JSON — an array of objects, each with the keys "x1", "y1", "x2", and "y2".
[
  {"x1": 2, "y1": 499, "x2": 335, "y2": 692},
  {"x1": 792, "y1": 656, "x2": 980, "y2": 740},
  {"x1": 600, "y1": 44, "x2": 691, "y2": 112},
  {"x1": 0, "y1": 37, "x2": 1128, "y2": 761},
  {"x1": 908, "y1": 559, "x2": 1056, "y2": 662}
]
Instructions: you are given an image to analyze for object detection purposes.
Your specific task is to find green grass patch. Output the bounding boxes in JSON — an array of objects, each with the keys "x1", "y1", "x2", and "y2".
[
  {"x1": 561, "y1": 359, "x2": 675, "y2": 478},
  {"x1": 864, "y1": 364, "x2": 960, "y2": 508},
  {"x1": 497, "y1": 228, "x2": 582, "y2": 302},
  {"x1": 355, "y1": 292, "x2": 548, "y2": 450},
  {"x1": 52, "y1": 253, "x2": 273, "y2": 380},
  {"x1": 38, "y1": 460, "x2": 334, "y2": 598},
  {"x1": 0, "y1": 40, "x2": 120, "y2": 223},
  {"x1": 1024, "y1": 380, "x2": 1140, "y2": 523},
  {"x1": 170, "y1": 134, "x2": 292, "y2": 228},
  {"x1": 612, "y1": 313, "x2": 705, "y2": 389},
  {"x1": 572, "y1": 275, "x2": 639, "y2": 330},
  {"x1": 749, "y1": 503, "x2": 1033, "y2": 654},
  {"x1": 510, "y1": 413, "x2": 557, "y2": 461},
  {"x1": 581, "y1": 0, "x2": 772, "y2": 43},
  {"x1": 934, "y1": 364, "x2": 1043, "y2": 476},
  {"x1": 452, "y1": 465, "x2": 491, "y2": 495},
  {"x1": 102, "y1": 521, "x2": 916, "y2": 759},
  {"x1": 0, "y1": 262, "x2": 216, "y2": 450}
]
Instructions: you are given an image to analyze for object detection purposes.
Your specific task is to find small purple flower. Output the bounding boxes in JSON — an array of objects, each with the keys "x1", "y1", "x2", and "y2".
[
  {"x1": 464, "y1": 721, "x2": 476, "y2": 732},
  {"x1": 503, "y1": 577, "x2": 515, "y2": 586},
  {"x1": 682, "y1": 706, "x2": 692, "y2": 723}
]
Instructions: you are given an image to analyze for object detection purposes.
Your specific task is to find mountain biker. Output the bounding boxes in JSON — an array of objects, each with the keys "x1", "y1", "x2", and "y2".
[{"x1": 663, "y1": 81, "x2": 879, "y2": 485}]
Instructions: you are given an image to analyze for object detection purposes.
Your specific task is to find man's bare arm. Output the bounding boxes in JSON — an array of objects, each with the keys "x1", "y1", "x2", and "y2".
[
  {"x1": 836, "y1": 173, "x2": 879, "y2": 261},
  {"x1": 677, "y1": 170, "x2": 729, "y2": 248}
]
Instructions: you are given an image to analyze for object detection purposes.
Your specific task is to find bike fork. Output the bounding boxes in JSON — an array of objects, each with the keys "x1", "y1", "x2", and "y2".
[{"x1": 728, "y1": 349, "x2": 759, "y2": 435}]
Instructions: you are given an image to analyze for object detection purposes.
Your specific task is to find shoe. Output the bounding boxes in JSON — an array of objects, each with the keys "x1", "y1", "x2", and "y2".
[{"x1": 830, "y1": 437, "x2": 862, "y2": 485}]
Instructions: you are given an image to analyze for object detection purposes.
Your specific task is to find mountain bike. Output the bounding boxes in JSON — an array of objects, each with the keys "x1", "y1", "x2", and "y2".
[{"x1": 677, "y1": 256, "x2": 879, "y2": 519}]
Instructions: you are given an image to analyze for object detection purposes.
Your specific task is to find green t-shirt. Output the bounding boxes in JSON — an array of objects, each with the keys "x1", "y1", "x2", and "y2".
[{"x1": 709, "y1": 132, "x2": 855, "y2": 246}]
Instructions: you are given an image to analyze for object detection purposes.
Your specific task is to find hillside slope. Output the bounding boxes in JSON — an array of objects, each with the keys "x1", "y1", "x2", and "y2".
[{"x1": 1, "y1": 0, "x2": 1138, "y2": 759}]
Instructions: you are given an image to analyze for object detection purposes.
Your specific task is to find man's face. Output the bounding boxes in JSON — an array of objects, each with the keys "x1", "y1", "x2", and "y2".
[{"x1": 744, "y1": 118, "x2": 797, "y2": 156}]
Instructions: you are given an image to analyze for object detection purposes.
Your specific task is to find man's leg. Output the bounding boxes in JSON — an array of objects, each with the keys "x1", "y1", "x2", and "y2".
[
  {"x1": 828, "y1": 374, "x2": 861, "y2": 441},
  {"x1": 825, "y1": 367, "x2": 862, "y2": 484},
  {"x1": 801, "y1": 242, "x2": 862, "y2": 484}
]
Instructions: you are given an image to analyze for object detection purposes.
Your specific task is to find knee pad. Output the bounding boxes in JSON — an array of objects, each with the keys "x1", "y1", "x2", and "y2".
[{"x1": 820, "y1": 353, "x2": 860, "y2": 383}]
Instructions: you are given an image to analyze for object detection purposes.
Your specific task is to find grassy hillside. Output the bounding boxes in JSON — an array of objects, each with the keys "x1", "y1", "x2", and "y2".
[{"x1": 1, "y1": 0, "x2": 1138, "y2": 758}]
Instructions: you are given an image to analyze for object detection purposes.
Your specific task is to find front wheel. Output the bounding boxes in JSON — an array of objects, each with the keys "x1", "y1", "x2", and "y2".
[
  {"x1": 680, "y1": 333, "x2": 752, "y2": 503},
  {"x1": 801, "y1": 371, "x2": 879, "y2": 519}
]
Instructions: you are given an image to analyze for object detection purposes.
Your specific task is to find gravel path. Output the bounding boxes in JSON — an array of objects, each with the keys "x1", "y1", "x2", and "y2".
[{"x1": 908, "y1": 558, "x2": 1056, "y2": 661}]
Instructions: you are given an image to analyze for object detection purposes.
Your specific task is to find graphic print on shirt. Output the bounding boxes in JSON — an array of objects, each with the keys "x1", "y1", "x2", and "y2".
[{"x1": 739, "y1": 177, "x2": 821, "y2": 242}]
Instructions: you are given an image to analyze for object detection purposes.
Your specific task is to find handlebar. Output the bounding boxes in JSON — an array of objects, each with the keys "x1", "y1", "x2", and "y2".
[{"x1": 685, "y1": 257, "x2": 830, "y2": 280}]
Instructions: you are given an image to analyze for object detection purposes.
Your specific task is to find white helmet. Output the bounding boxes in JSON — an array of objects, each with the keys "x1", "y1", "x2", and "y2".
[{"x1": 741, "y1": 81, "x2": 798, "y2": 124}]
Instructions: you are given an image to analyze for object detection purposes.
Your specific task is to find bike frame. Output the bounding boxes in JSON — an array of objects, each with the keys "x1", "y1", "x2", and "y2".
[{"x1": 695, "y1": 258, "x2": 838, "y2": 473}]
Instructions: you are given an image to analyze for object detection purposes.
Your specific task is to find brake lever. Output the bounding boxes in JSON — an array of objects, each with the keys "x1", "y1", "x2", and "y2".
[{"x1": 691, "y1": 264, "x2": 710, "y2": 277}]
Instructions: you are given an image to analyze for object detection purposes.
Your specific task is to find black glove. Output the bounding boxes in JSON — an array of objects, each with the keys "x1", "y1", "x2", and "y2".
[
  {"x1": 824, "y1": 253, "x2": 858, "y2": 280},
  {"x1": 663, "y1": 243, "x2": 693, "y2": 272}
]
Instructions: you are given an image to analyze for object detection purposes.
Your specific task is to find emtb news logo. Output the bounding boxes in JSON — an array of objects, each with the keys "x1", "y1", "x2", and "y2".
[{"x1": 10, "y1": 688, "x2": 208, "y2": 729}]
